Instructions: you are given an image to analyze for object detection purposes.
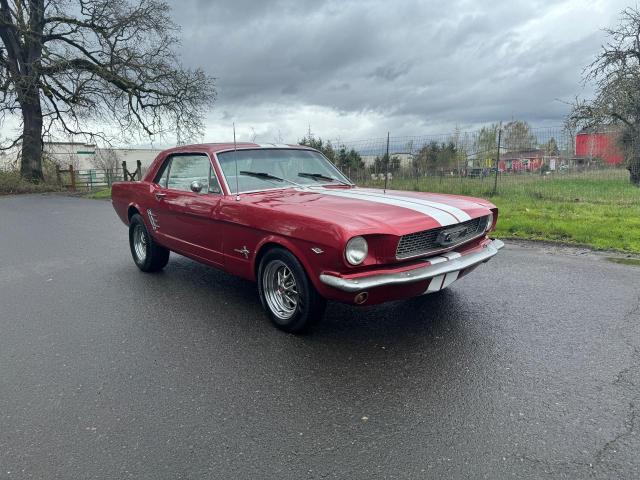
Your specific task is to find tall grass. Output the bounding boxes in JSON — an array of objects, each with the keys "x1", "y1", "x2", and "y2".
[{"x1": 363, "y1": 169, "x2": 636, "y2": 204}]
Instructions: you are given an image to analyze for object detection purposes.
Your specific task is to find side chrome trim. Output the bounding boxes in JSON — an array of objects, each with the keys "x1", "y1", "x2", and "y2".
[
  {"x1": 233, "y1": 246, "x2": 250, "y2": 259},
  {"x1": 146, "y1": 209, "x2": 159, "y2": 230},
  {"x1": 319, "y1": 239, "x2": 505, "y2": 293}
]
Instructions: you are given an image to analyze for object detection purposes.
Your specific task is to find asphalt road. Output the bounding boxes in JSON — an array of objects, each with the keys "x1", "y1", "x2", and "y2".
[{"x1": 1, "y1": 194, "x2": 639, "y2": 480}]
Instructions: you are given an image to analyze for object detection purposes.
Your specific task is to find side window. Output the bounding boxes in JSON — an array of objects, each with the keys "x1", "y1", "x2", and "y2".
[
  {"x1": 166, "y1": 154, "x2": 211, "y2": 193},
  {"x1": 155, "y1": 157, "x2": 172, "y2": 187},
  {"x1": 208, "y1": 165, "x2": 222, "y2": 194}
]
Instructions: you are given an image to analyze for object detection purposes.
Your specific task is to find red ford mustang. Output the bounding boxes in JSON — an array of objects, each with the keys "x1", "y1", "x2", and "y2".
[{"x1": 112, "y1": 143, "x2": 503, "y2": 332}]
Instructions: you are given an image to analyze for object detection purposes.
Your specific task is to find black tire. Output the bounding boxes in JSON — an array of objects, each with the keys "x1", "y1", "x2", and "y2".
[
  {"x1": 257, "y1": 247, "x2": 326, "y2": 333},
  {"x1": 128, "y1": 213, "x2": 170, "y2": 272}
]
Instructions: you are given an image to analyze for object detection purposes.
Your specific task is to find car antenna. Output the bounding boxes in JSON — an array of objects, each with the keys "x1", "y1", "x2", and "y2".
[
  {"x1": 383, "y1": 131, "x2": 390, "y2": 194},
  {"x1": 233, "y1": 123, "x2": 240, "y2": 201}
]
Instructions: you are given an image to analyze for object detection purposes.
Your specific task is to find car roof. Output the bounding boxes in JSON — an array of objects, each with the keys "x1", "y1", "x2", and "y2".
[{"x1": 160, "y1": 142, "x2": 317, "y2": 155}]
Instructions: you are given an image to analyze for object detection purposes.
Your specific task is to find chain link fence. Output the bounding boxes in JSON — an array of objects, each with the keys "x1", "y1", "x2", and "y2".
[{"x1": 313, "y1": 125, "x2": 637, "y2": 205}]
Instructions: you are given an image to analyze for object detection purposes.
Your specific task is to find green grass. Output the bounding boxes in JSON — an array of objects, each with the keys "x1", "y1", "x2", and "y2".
[
  {"x1": 490, "y1": 195, "x2": 640, "y2": 252},
  {"x1": 88, "y1": 187, "x2": 112, "y2": 199},
  {"x1": 362, "y1": 169, "x2": 640, "y2": 253}
]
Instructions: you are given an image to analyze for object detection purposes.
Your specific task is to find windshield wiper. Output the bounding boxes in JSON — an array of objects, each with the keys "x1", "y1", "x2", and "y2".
[
  {"x1": 239, "y1": 171, "x2": 305, "y2": 188},
  {"x1": 298, "y1": 172, "x2": 352, "y2": 186}
]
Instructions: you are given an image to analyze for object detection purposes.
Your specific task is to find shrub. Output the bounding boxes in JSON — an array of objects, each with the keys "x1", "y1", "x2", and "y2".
[{"x1": 0, "y1": 169, "x2": 61, "y2": 195}]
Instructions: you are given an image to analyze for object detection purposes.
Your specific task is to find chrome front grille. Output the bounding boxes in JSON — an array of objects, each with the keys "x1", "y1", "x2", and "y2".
[{"x1": 396, "y1": 215, "x2": 488, "y2": 259}]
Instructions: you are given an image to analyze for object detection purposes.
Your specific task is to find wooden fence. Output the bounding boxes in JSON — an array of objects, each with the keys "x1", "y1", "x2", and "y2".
[{"x1": 56, "y1": 161, "x2": 143, "y2": 191}]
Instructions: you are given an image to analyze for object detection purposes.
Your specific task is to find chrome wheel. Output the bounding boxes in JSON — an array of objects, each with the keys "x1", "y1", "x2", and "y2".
[
  {"x1": 262, "y1": 260, "x2": 299, "y2": 320},
  {"x1": 133, "y1": 224, "x2": 147, "y2": 262}
]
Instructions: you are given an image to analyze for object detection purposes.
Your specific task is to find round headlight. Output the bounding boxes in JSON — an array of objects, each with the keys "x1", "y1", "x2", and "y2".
[
  {"x1": 485, "y1": 212, "x2": 494, "y2": 232},
  {"x1": 345, "y1": 236, "x2": 368, "y2": 265}
]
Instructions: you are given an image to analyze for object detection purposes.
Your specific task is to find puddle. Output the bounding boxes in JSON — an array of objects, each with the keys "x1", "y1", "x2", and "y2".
[{"x1": 606, "y1": 257, "x2": 640, "y2": 267}]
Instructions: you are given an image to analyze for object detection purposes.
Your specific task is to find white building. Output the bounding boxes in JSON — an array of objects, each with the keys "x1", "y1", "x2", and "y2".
[
  {"x1": 391, "y1": 153, "x2": 414, "y2": 169},
  {"x1": 44, "y1": 142, "x2": 163, "y2": 172},
  {"x1": 361, "y1": 152, "x2": 414, "y2": 169}
]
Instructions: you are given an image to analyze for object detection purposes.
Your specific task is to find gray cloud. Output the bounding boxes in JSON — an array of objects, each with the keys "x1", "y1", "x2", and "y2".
[
  {"x1": 165, "y1": 0, "x2": 631, "y2": 141},
  {"x1": 370, "y1": 62, "x2": 413, "y2": 81}
]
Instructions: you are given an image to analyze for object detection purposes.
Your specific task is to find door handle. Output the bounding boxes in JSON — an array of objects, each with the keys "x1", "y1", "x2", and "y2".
[{"x1": 154, "y1": 192, "x2": 166, "y2": 200}]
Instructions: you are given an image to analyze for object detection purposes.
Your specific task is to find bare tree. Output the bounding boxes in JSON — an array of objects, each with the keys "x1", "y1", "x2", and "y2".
[
  {"x1": 92, "y1": 147, "x2": 119, "y2": 184},
  {"x1": 502, "y1": 120, "x2": 537, "y2": 152},
  {"x1": 472, "y1": 124, "x2": 499, "y2": 165},
  {"x1": 570, "y1": 7, "x2": 640, "y2": 185},
  {"x1": 0, "y1": 149, "x2": 11, "y2": 169},
  {"x1": 0, "y1": 0, "x2": 215, "y2": 181},
  {"x1": 93, "y1": 147, "x2": 118, "y2": 170}
]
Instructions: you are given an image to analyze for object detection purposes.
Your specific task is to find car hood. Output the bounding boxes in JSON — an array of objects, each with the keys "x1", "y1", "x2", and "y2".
[{"x1": 244, "y1": 186, "x2": 493, "y2": 236}]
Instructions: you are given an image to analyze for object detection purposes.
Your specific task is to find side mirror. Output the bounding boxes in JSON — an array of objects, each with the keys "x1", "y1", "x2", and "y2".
[{"x1": 190, "y1": 180, "x2": 203, "y2": 193}]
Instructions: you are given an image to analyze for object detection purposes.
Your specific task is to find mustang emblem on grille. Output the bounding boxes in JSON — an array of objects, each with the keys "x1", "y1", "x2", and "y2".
[
  {"x1": 395, "y1": 216, "x2": 486, "y2": 259},
  {"x1": 436, "y1": 226, "x2": 469, "y2": 247}
]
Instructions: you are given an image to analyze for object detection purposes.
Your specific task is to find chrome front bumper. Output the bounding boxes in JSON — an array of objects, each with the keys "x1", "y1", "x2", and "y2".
[{"x1": 319, "y1": 239, "x2": 505, "y2": 293}]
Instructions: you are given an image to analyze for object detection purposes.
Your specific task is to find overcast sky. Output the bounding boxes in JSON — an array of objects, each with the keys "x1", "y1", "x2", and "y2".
[
  {"x1": 160, "y1": 0, "x2": 630, "y2": 144},
  {"x1": 1, "y1": 0, "x2": 628, "y2": 148}
]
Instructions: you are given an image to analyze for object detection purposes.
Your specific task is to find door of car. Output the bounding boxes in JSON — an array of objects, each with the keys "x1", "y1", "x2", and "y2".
[{"x1": 149, "y1": 153, "x2": 224, "y2": 267}]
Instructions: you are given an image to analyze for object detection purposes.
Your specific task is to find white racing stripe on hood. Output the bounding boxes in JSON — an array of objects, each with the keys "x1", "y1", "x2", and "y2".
[
  {"x1": 356, "y1": 189, "x2": 472, "y2": 222},
  {"x1": 309, "y1": 188, "x2": 459, "y2": 226}
]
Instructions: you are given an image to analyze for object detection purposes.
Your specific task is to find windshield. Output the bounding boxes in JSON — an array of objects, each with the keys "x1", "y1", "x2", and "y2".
[{"x1": 216, "y1": 148, "x2": 352, "y2": 194}]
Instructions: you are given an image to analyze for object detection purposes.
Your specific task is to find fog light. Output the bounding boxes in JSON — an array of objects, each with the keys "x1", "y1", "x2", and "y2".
[{"x1": 354, "y1": 292, "x2": 369, "y2": 304}]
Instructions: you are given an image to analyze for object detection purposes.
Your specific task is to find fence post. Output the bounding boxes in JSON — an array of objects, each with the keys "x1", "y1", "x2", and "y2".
[
  {"x1": 136, "y1": 160, "x2": 142, "y2": 180},
  {"x1": 492, "y1": 128, "x2": 502, "y2": 195},
  {"x1": 89, "y1": 170, "x2": 93, "y2": 190},
  {"x1": 69, "y1": 164, "x2": 76, "y2": 191},
  {"x1": 383, "y1": 132, "x2": 390, "y2": 193},
  {"x1": 56, "y1": 165, "x2": 61, "y2": 185}
]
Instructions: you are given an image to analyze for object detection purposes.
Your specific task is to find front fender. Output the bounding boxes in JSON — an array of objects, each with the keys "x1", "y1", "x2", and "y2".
[{"x1": 252, "y1": 234, "x2": 335, "y2": 292}]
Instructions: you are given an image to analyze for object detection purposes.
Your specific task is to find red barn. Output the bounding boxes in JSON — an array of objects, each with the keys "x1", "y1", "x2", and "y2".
[{"x1": 575, "y1": 130, "x2": 624, "y2": 165}]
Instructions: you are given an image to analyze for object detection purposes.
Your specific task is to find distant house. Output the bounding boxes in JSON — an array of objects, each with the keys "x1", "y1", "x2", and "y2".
[
  {"x1": 574, "y1": 128, "x2": 624, "y2": 166},
  {"x1": 498, "y1": 149, "x2": 547, "y2": 172}
]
